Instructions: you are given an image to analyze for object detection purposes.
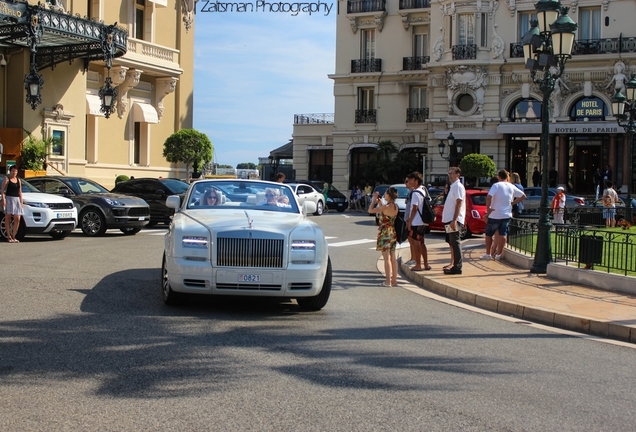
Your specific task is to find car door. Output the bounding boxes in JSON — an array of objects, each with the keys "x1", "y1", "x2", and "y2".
[{"x1": 295, "y1": 185, "x2": 309, "y2": 207}]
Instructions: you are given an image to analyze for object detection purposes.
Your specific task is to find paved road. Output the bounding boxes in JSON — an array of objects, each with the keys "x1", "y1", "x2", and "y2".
[{"x1": 1, "y1": 212, "x2": 634, "y2": 431}]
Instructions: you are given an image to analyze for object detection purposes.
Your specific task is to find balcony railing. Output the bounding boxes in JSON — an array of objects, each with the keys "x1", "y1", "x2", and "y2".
[
  {"x1": 355, "y1": 109, "x2": 376, "y2": 123},
  {"x1": 294, "y1": 113, "x2": 335, "y2": 124},
  {"x1": 403, "y1": 56, "x2": 430, "y2": 70},
  {"x1": 351, "y1": 58, "x2": 382, "y2": 73},
  {"x1": 126, "y1": 38, "x2": 180, "y2": 66},
  {"x1": 510, "y1": 36, "x2": 636, "y2": 58},
  {"x1": 452, "y1": 44, "x2": 477, "y2": 60},
  {"x1": 399, "y1": 0, "x2": 430, "y2": 9},
  {"x1": 347, "y1": 0, "x2": 385, "y2": 13},
  {"x1": 406, "y1": 108, "x2": 429, "y2": 122}
]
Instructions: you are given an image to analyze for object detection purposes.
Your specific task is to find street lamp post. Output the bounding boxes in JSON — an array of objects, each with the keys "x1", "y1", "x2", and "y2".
[
  {"x1": 438, "y1": 132, "x2": 463, "y2": 167},
  {"x1": 611, "y1": 75, "x2": 636, "y2": 223},
  {"x1": 522, "y1": 1, "x2": 577, "y2": 274}
]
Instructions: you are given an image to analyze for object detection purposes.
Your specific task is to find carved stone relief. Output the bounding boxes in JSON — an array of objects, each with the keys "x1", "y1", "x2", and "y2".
[
  {"x1": 491, "y1": 24, "x2": 505, "y2": 59},
  {"x1": 182, "y1": 0, "x2": 197, "y2": 32},
  {"x1": 433, "y1": 26, "x2": 445, "y2": 62},
  {"x1": 399, "y1": 12, "x2": 430, "y2": 30},
  {"x1": 117, "y1": 69, "x2": 143, "y2": 119},
  {"x1": 155, "y1": 77, "x2": 178, "y2": 121},
  {"x1": 446, "y1": 65, "x2": 488, "y2": 114}
]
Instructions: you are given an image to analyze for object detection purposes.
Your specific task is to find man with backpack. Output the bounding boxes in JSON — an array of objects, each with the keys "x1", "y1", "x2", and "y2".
[{"x1": 405, "y1": 172, "x2": 431, "y2": 271}]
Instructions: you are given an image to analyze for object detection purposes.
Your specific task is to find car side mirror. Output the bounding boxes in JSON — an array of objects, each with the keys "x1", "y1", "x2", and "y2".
[
  {"x1": 156, "y1": 189, "x2": 166, "y2": 195},
  {"x1": 59, "y1": 187, "x2": 71, "y2": 196},
  {"x1": 166, "y1": 195, "x2": 181, "y2": 210}
]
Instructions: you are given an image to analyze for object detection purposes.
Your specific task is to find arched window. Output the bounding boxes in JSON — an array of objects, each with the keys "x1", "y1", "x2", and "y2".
[{"x1": 509, "y1": 99, "x2": 541, "y2": 122}]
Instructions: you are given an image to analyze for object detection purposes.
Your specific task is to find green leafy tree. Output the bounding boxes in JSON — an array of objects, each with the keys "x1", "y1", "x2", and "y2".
[
  {"x1": 218, "y1": 164, "x2": 233, "y2": 169},
  {"x1": 460, "y1": 153, "x2": 496, "y2": 186},
  {"x1": 163, "y1": 129, "x2": 213, "y2": 177},
  {"x1": 20, "y1": 134, "x2": 50, "y2": 170},
  {"x1": 360, "y1": 140, "x2": 398, "y2": 184},
  {"x1": 237, "y1": 162, "x2": 257, "y2": 169}
]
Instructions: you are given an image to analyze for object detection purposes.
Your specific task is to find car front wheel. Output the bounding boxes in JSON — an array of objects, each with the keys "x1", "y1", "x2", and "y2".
[
  {"x1": 81, "y1": 209, "x2": 107, "y2": 236},
  {"x1": 162, "y1": 254, "x2": 187, "y2": 305},
  {"x1": 50, "y1": 230, "x2": 70, "y2": 240},
  {"x1": 314, "y1": 200, "x2": 324, "y2": 216},
  {"x1": 121, "y1": 227, "x2": 142, "y2": 235},
  {"x1": 297, "y1": 258, "x2": 331, "y2": 311}
]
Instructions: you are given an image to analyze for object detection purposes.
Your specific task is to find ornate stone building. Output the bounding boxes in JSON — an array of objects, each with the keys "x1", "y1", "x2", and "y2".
[
  {"x1": 0, "y1": 0, "x2": 195, "y2": 187},
  {"x1": 292, "y1": 0, "x2": 636, "y2": 195}
]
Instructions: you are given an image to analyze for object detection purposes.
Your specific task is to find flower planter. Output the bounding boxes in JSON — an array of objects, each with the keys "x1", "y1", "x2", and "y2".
[{"x1": 21, "y1": 169, "x2": 47, "y2": 178}]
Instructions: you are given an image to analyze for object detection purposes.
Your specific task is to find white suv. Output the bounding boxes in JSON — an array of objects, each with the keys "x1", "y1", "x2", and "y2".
[{"x1": 1, "y1": 178, "x2": 77, "y2": 241}]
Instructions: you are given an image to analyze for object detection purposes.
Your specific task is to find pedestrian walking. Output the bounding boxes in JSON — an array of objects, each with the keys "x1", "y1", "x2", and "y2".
[
  {"x1": 442, "y1": 167, "x2": 466, "y2": 274},
  {"x1": 548, "y1": 167, "x2": 558, "y2": 188},
  {"x1": 532, "y1": 166, "x2": 541, "y2": 187},
  {"x1": 368, "y1": 186, "x2": 399, "y2": 286},
  {"x1": 482, "y1": 169, "x2": 526, "y2": 261},
  {"x1": 511, "y1": 172, "x2": 524, "y2": 217},
  {"x1": 1, "y1": 165, "x2": 24, "y2": 243}
]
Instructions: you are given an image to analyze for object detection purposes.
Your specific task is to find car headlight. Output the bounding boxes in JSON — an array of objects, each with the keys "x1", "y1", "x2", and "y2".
[
  {"x1": 103, "y1": 198, "x2": 124, "y2": 206},
  {"x1": 290, "y1": 240, "x2": 316, "y2": 264},
  {"x1": 24, "y1": 201, "x2": 49, "y2": 208},
  {"x1": 327, "y1": 197, "x2": 334, "y2": 203},
  {"x1": 182, "y1": 236, "x2": 208, "y2": 248}
]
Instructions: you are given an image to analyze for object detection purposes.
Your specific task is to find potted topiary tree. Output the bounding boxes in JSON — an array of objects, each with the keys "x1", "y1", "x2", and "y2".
[{"x1": 19, "y1": 134, "x2": 50, "y2": 177}]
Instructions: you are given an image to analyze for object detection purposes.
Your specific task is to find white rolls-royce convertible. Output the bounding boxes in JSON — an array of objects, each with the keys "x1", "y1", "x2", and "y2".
[{"x1": 162, "y1": 179, "x2": 331, "y2": 310}]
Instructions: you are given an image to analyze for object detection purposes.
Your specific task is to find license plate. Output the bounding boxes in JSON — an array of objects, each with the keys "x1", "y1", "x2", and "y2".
[
  {"x1": 139, "y1": 217, "x2": 145, "y2": 221},
  {"x1": 238, "y1": 274, "x2": 260, "y2": 283},
  {"x1": 56, "y1": 212, "x2": 73, "y2": 218}
]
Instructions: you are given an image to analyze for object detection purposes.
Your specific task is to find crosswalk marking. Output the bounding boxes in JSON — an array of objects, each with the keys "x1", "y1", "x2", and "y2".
[{"x1": 328, "y1": 239, "x2": 376, "y2": 248}]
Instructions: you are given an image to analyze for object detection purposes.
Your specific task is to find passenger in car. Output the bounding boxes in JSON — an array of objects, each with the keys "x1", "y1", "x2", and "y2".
[
  {"x1": 201, "y1": 188, "x2": 220, "y2": 206},
  {"x1": 261, "y1": 188, "x2": 291, "y2": 208}
]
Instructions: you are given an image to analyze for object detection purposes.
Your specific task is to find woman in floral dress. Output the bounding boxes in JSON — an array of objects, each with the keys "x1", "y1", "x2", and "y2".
[{"x1": 368, "y1": 186, "x2": 399, "y2": 286}]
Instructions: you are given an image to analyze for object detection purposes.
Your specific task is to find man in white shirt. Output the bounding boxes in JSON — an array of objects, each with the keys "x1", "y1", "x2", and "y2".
[
  {"x1": 405, "y1": 171, "x2": 430, "y2": 271},
  {"x1": 482, "y1": 170, "x2": 526, "y2": 261},
  {"x1": 442, "y1": 167, "x2": 466, "y2": 274}
]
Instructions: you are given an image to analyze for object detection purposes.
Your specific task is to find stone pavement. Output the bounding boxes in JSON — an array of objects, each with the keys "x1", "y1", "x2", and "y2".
[{"x1": 392, "y1": 239, "x2": 636, "y2": 344}]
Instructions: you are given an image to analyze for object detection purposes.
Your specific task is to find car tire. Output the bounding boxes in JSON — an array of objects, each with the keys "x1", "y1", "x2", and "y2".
[
  {"x1": 336, "y1": 207, "x2": 346, "y2": 213},
  {"x1": 463, "y1": 226, "x2": 473, "y2": 239},
  {"x1": 146, "y1": 221, "x2": 158, "y2": 228},
  {"x1": 50, "y1": 230, "x2": 70, "y2": 240},
  {"x1": 297, "y1": 258, "x2": 331, "y2": 311},
  {"x1": 162, "y1": 254, "x2": 187, "y2": 306},
  {"x1": 0, "y1": 216, "x2": 25, "y2": 241},
  {"x1": 120, "y1": 227, "x2": 142, "y2": 235},
  {"x1": 314, "y1": 200, "x2": 324, "y2": 216},
  {"x1": 80, "y1": 209, "x2": 107, "y2": 236}
]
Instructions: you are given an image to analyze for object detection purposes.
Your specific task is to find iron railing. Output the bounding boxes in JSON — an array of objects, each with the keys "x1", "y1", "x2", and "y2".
[
  {"x1": 347, "y1": 0, "x2": 385, "y2": 13},
  {"x1": 355, "y1": 109, "x2": 376, "y2": 123},
  {"x1": 403, "y1": 56, "x2": 430, "y2": 70},
  {"x1": 399, "y1": 0, "x2": 430, "y2": 9},
  {"x1": 508, "y1": 218, "x2": 636, "y2": 276},
  {"x1": 294, "y1": 113, "x2": 334, "y2": 124},
  {"x1": 351, "y1": 58, "x2": 382, "y2": 73},
  {"x1": 451, "y1": 44, "x2": 477, "y2": 60},
  {"x1": 510, "y1": 36, "x2": 636, "y2": 58},
  {"x1": 406, "y1": 108, "x2": 429, "y2": 122}
]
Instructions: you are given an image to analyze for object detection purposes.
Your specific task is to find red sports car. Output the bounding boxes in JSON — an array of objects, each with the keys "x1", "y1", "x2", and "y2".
[{"x1": 428, "y1": 189, "x2": 488, "y2": 237}]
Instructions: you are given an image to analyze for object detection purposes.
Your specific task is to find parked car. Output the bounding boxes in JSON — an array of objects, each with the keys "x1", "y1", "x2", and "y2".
[
  {"x1": 369, "y1": 184, "x2": 389, "y2": 216},
  {"x1": 0, "y1": 179, "x2": 77, "y2": 241},
  {"x1": 28, "y1": 176, "x2": 150, "y2": 236},
  {"x1": 522, "y1": 187, "x2": 586, "y2": 211},
  {"x1": 286, "y1": 183, "x2": 326, "y2": 215},
  {"x1": 286, "y1": 180, "x2": 348, "y2": 212},
  {"x1": 428, "y1": 189, "x2": 488, "y2": 238},
  {"x1": 111, "y1": 177, "x2": 189, "y2": 226},
  {"x1": 162, "y1": 179, "x2": 332, "y2": 310}
]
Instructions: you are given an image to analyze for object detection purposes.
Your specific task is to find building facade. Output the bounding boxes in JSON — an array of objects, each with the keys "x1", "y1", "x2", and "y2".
[
  {"x1": 0, "y1": 0, "x2": 195, "y2": 188},
  {"x1": 292, "y1": 0, "x2": 636, "y2": 195}
]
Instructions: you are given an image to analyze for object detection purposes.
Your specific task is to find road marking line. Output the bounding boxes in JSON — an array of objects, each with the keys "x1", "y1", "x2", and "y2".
[{"x1": 328, "y1": 239, "x2": 376, "y2": 247}]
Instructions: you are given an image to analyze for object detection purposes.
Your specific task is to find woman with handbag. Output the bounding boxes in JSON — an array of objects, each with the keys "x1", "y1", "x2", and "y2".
[{"x1": 369, "y1": 187, "x2": 399, "y2": 287}]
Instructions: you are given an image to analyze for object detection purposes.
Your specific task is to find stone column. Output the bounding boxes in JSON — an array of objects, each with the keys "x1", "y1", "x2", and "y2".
[
  {"x1": 623, "y1": 135, "x2": 629, "y2": 190},
  {"x1": 559, "y1": 135, "x2": 568, "y2": 186},
  {"x1": 609, "y1": 134, "x2": 617, "y2": 181}
]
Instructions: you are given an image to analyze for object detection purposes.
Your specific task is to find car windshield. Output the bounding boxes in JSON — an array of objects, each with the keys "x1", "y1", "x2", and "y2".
[
  {"x1": 162, "y1": 179, "x2": 189, "y2": 194},
  {"x1": 68, "y1": 178, "x2": 109, "y2": 194},
  {"x1": 19, "y1": 179, "x2": 41, "y2": 193},
  {"x1": 186, "y1": 180, "x2": 300, "y2": 213},
  {"x1": 393, "y1": 186, "x2": 409, "y2": 199}
]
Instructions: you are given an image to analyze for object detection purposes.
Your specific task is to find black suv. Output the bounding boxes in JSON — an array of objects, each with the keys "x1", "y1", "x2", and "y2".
[
  {"x1": 286, "y1": 180, "x2": 348, "y2": 212},
  {"x1": 28, "y1": 176, "x2": 150, "y2": 236},
  {"x1": 111, "y1": 178, "x2": 189, "y2": 226}
]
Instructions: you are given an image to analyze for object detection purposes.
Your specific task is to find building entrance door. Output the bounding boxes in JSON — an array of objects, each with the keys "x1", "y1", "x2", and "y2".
[{"x1": 574, "y1": 145, "x2": 601, "y2": 194}]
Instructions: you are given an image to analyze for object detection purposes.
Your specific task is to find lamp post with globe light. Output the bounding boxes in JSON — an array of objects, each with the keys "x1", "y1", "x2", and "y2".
[
  {"x1": 611, "y1": 75, "x2": 636, "y2": 224},
  {"x1": 521, "y1": 0, "x2": 577, "y2": 273}
]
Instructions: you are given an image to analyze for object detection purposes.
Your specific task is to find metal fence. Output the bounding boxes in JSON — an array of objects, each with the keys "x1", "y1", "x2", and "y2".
[{"x1": 508, "y1": 218, "x2": 636, "y2": 276}]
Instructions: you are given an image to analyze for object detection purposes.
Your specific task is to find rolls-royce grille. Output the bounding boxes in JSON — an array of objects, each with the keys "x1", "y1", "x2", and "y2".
[
  {"x1": 217, "y1": 238, "x2": 284, "y2": 268},
  {"x1": 48, "y1": 203, "x2": 74, "y2": 210}
]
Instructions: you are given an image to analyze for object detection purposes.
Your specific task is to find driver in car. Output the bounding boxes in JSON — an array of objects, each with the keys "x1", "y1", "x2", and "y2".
[{"x1": 261, "y1": 188, "x2": 291, "y2": 208}]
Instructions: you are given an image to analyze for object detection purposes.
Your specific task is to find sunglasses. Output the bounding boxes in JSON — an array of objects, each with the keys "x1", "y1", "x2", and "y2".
[
  {"x1": 266, "y1": 193, "x2": 275, "y2": 197},
  {"x1": 206, "y1": 195, "x2": 217, "y2": 200}
]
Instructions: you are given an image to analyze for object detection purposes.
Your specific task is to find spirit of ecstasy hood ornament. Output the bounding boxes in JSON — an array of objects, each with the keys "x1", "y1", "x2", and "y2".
[{"x1": 244, "y1": 210, "x2": 253, "y2": 229}]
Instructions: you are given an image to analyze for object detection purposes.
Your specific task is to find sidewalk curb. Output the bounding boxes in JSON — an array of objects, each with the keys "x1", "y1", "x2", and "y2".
[{"x1": 398, "y1": 261, "x2": 636, "y2": 344}]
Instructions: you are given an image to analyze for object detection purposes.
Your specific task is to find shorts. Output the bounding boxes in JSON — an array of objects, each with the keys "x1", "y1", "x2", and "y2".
[
  {"x1": 603, "y1": 208, "x2": 616, "y2": 219},
  {"x1": 409, "y1": 225, "x2": 427, "y2": 241},
  {"x1": 485, "y1": 217, "x2": 510, "y2": 237}
]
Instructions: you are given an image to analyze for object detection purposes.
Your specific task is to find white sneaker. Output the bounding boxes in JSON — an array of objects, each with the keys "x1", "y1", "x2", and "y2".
[
  {"x1": 480, "y1": 254, "x2": 492, "y2": 260},
  {"x1": 494, "y1": 254, "x2": 502, "y2": 261},
  {"x1": 404, "y1": 260, "x2": 416, "y2": 266}
]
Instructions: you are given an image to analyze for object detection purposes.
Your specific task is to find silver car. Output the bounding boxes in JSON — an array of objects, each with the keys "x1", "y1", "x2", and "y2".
[{"x1": 522, "y1": 187, "x2": 586, "y2": 211}]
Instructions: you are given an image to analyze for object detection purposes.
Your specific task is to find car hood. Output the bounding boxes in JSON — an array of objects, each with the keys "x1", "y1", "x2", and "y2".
[
  {"x1": 178, "y1": 209, "x2": 314, "y2": 234},
  {"x1": 21, "y1": 192, "x2": 74, "y2": 204},
  {"x1": 94, "y1": 193, "x2": 148, "y2": 206}
]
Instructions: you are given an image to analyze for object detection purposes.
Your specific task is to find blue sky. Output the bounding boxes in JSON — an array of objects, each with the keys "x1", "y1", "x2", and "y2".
[{"x1": 193, "y1": 4, "x2": 336, "y2": 168}]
